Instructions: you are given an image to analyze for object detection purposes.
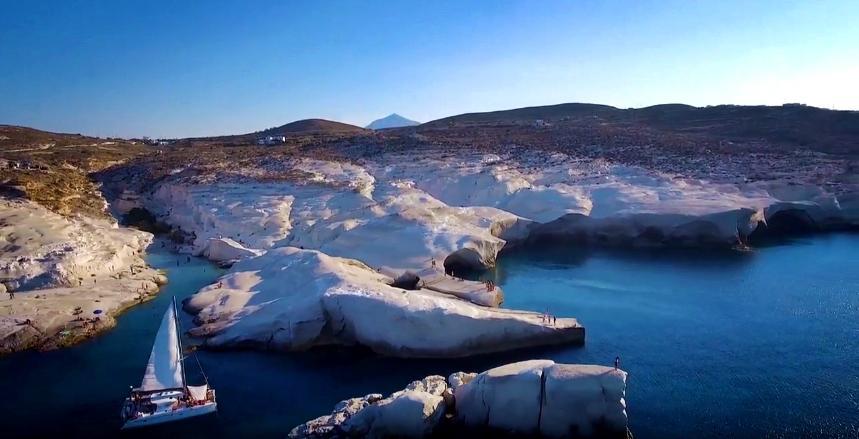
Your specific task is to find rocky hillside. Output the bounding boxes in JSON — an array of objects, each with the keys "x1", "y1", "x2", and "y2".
[
  {"x1": 260, "y1": 118, "x2": 367, "y2": 136},
  {"x1": 422, "y1": 103, "x2": 859, "y2": 155},
  {"x1": 0, "y1": 126, "x2": 150, "y2": 218},
  {"x1": 179, "y1": 118, "x2": 369, "y2": 147}
]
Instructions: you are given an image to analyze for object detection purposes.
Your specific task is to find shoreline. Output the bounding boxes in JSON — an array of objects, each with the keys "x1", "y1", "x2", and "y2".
[
  {"x1": 0, "y1": 198, "x2": 169, "y2": 355},
  {"x1": 3, "y1": 144, "x2": 857, "y2": 357},
  {"x1": 1, "y1": 208, "x2": 855, "y2": 438},
  {"x1": 5, "y1": 224, "x2": 852, "y2": 357},
  {"x1": 2, "y1": 193, "x2": 855, "y2": 357},
  {"x1": 0, "y1": 263, "x2": 168, "y2": 355},
  {"x1": 92, "y1": 150, "x2": 858, "y2": 357}
]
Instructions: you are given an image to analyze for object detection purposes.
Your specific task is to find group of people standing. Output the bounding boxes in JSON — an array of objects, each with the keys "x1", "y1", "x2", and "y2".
[{"x1": 541, "y1": 311, "x2": 557, "y2": 326}]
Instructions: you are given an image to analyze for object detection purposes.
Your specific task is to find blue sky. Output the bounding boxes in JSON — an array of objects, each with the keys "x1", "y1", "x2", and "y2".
[{"x1": 1, "y1": 0, "x2": 857, "y2": 138}]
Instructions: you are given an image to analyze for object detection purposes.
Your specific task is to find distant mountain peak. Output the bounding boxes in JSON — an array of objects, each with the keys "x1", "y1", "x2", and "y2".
[{"x1": 366, "y1": 113, "x2": 420, "y2": 130}]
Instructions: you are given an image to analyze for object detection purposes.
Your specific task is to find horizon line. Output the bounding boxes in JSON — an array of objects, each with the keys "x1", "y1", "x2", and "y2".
[{"x1": 3, "y1": 100, "x2": 856, "y2": 140}]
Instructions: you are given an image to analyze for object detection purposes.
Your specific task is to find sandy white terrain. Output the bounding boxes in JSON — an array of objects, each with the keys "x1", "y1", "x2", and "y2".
[
  {"x1": 370, "y1": 149, "x2": 857, "y2": 245},
  {"x1": 145, "y1": 158, "x2": 522, "y2": 274},
  {"x1": 140, "y1": 151, "x2": 859, "y2": 271},
  {"x1": 0, "y1": 199, "x2": 165, "y2": 353},
  {"x1": 109, "y1": 148, "x2": 857, "y2": 356},
  {"x1": 289, "y1": 360, "x2": 629, "y2": 438}
]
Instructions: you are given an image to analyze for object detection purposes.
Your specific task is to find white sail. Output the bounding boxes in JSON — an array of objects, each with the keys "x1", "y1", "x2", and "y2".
[{"x1": 139, "y1": 303, "x2": 185, "y2": 391}]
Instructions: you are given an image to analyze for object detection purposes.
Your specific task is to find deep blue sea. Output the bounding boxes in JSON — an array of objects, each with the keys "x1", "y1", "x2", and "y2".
[{"x1": 1, "y1": 235, "x2": 857, "y2": 438}]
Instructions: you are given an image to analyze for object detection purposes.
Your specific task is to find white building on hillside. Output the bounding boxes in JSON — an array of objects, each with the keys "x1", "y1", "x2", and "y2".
[{"x1": 257, "y1": 135, "x2": 286, "y2": 145}]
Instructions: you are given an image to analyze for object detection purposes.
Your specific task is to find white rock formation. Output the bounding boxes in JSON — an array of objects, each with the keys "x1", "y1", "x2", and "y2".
[
  {"x1": 0, "y1": 199, "x2": 164, "y2": 353},
  {"x1": 183, "y1": 247, "x2": 582, "y2": 356},
  {"x1": 290, "y1": 361, "x2": 629, "y2": 438},
  {"x1": 454, "y1": 360, "x2": 628, "y2": 437},
  {"x1": 126, "y1": 150, "x2": 857, "y2": 355},
  {"x1": 340, "y1": 376, "x2": 447, "y2": 438},
  {"x1": 448, "y1": 371, "x2": 478, "y2": 389},
  {"x1": 148, "y1": 178, "x2": 517, "y2": 274},
  {"x1": 539, "y1": 364, "x2": 629, "y2": 437},
  {"x1": 202, "y1": 237, "x2": 264, "y2": 264},
  {"x1": 414, "y1": 268, "x2": 502, "y2": 307},
  {"x1": 370, "y1": 150, "x2": 857, "y2": 245},
  {"x1": 0, "y1": 200, "x2": 153, "y2": 291},
  {"x1": 455, "y1": 359, "x2": 553, "y2": 434},
  {"x1": 290, "y1": 394, "x2": 384, "y2": 438},
  {"x1": 143, "y1": 152, "x2": 858, "y2": 277}
]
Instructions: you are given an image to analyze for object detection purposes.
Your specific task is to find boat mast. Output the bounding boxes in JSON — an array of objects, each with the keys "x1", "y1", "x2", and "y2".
[{"x1": 172, "y1": 296, "x2": 188, "y2": 389}]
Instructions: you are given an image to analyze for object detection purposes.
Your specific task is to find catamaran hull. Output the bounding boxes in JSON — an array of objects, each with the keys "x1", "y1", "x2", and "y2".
[{"x1": 121, "y1": 402, "x2": 217, "y2": 429}]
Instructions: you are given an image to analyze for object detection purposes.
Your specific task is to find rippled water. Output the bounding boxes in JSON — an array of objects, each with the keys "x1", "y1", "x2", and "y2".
[{"x1": 1, "y1": 235, "x2": 857, "y2": 438}]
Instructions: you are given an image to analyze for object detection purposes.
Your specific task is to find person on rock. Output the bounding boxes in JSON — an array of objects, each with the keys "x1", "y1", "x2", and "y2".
[{"x1": 615, "y1": 356, "x2": 621, "y2": 370}]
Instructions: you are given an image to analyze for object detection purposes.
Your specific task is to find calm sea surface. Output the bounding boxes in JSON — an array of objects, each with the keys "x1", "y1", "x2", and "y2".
[{"x1": 1, "y1": 235, "x2": 857, "y2": 438}]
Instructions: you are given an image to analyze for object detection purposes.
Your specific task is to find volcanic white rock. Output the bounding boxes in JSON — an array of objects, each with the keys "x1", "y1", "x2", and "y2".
[
  {"x1": 454, "y1": 359, "x2": 553, "y2": 434},
  {"x1": 202, "y1": 237, "x2": 264, "y2": 264},
  {"x1": 340, "y1": 376, "x2": 447, "y2": 438},
  {"x1": 289, "y1": 360, "x2": 629, "y2": 438},
  {"x1": 0, "y1": 199, "x2": 163, "y2": 353},
  {"x1": 539, "y1": 364, "x2": 629, "y2": 437},
  {"x1": 454, "y1": 360, "x2": 629, "y2": 437},
  {"x1": 289, "y1": 377, "x2": 447, "y2": 439},
  {"x1": 183, "y1": 247, "x2": 582, "y2": 356},
  {"x1": 141, "y1": 151, "x2": 859, "y2": 269},
  {"x1": 130, "y1": 150, "x2": 857, "y2": 356},
  {"x1": 147, "y1": 166, "x2": 518, "y2": 275}
]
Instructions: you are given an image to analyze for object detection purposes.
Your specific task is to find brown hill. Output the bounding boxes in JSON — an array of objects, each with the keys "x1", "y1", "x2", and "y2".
[
  {"x1": 179, "y1": 118, "x2": 368, "y2": 146},
  {"x1": 259, "y1": 118, "x2": 366, "y2": 136},
  {"x1": 0, "y1": 125, "x2": 150, "y2": 218},
  {"x1": 422, "y1": 103, "x2": 859, "y2": 154},
  {"x1": 0, "y1": 125, "x2": 104, "y2": 149},
  {"x1": 422, "y1": 103, "x2": 620, "y2": 127}
]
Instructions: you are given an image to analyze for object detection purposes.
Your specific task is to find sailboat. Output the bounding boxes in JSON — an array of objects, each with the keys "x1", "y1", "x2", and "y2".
[{"x1": 120, "y1": 297, "x2": 217, "y2": 429}]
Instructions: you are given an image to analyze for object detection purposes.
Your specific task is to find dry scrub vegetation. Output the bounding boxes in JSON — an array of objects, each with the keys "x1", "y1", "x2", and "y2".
[{"x1": 0, "y1": 125, "x2": 151, "y2": 218}]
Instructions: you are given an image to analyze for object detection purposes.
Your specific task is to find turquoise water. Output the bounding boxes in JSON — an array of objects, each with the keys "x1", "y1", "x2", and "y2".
[{"x1": 1, "y1": 235, "x2": 858, "y2": 438}]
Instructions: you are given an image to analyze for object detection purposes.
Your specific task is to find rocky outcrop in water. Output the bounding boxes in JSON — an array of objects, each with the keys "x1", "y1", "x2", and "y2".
[
  {"x1": 289, "y1": 360, "x2": 629, "y2": 438},
  {"x1": 0, "y1": 199, "x2": 165, "y2": 354},
  {"x1": 183, "y1": 247, "x2": 583, "y2": 357}
]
